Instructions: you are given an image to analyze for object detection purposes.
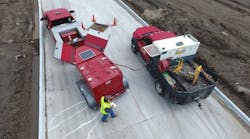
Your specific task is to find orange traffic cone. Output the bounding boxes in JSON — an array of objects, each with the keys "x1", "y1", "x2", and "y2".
[
  {"x1": 81, "y1": 22, "x2": 85, "y2": 30},
  {"x1": 112, "y1": 17, "x2": 117, "y2": 26},
  {"x1": 92, "y1": 14, "x2": 96, "y2": 23}
]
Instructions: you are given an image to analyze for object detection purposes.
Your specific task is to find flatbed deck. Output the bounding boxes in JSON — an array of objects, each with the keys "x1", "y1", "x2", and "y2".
[
  {"x1": 168, "y1": 63, "x2": 211, "y2": 93},
  {"x1": 151, "y1": 60, "x2": 215, "y2": 105}
]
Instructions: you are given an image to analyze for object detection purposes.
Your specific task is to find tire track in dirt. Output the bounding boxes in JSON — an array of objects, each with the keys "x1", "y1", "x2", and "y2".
[
  {"x1": 213, "y1": 0, "x2": 250, "y2": 15},
  {"x1": 229, "y1": 0, "x2": 250, "y2": 9},
  {"x1": 123, "y1": 0, "x2": 158, "y2": 14}
]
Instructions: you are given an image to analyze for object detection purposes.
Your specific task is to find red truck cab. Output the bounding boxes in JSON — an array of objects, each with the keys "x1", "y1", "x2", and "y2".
[
  {"x1": 131, "y1": 26, "x2": 176, "y2": 64},
  {"x1": 41, "y1": 8, "x2": 85, "y2": 64},
  {"x1": 41, "y1": 8, "x2": 75, "y2": 29}
]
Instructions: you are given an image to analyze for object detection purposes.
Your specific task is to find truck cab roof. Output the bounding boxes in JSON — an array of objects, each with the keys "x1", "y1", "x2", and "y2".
[
  {"x1": 133, "y1": 26, "x2": 176, "y2": 41},
  {"x1": 147, "y1": 31, "x2": 176, "y2": 41},
  {"x1": 44, "y1": 8, "x2": 72, "y2": 22},
  {"x1": 43, "y1": 8, "x2": 75, "y2": 28}
]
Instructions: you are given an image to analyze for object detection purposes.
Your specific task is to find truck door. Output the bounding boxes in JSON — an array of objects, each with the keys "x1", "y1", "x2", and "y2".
[
  {"x1": 61, "y1": 43, "x2": 75, "y2": 64},
  {"x1": 85, "y1": 29, "x2": 110, "y2": 51},
  {"x1": 140, "y1": 37, "x2": 152, "y2": 63}
]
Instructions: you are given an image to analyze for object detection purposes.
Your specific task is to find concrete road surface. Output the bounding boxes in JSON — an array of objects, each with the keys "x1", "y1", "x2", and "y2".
[{"x1": 41, "y1": 0, "x2": 250, "y2": 138}]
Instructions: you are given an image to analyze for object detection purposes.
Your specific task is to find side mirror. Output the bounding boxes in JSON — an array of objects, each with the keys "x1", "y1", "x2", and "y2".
[
  {"x1": 40, "y1": 17, "x2": 47, "y2": 21},
  {"x1": 69, "y1": 10, "x2": 75, "y2": 13}
]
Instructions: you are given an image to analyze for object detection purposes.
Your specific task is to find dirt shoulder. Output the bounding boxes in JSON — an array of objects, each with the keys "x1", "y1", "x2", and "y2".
[
  {"x1": 122, "y1": 0, "x2": 250, "y2": 116},
  {"x1": 0, "y1": 0, "x2": 38, "y2": 138}
]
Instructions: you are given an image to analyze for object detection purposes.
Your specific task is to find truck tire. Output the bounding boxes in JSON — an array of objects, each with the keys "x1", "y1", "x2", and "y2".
[
  {"x1": 46, "y1": 24, "x2": 49, "y2": 30},
  {"x1": 155, "y1": 80, "x2": 166, "y2": 96},
  {"x1": 131, "y1": 40, "x2": 137, "y2": 54},
  {"x1": 76, "y1": 80, "x2": 98, "y2": 109},
  {"x1": 86, "y1": 99, "x2": 98, "y2": 109},
  {"x1": 123, "y1": 78, "x2": 129, "y2": 89}
]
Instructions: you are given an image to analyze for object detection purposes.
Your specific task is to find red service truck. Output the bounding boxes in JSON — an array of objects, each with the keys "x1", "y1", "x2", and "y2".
[
  {"x1": 131, "y1": 26, "x2": 215, "y2": 107},
  {"x1": 41, "y1": 8, "x2": 128, "y2": 108}
]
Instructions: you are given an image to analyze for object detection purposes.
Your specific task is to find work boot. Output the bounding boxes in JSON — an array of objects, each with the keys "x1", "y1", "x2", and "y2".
[
  {"x1": 102, "y1": 119, "x2": 108, "y2": 123},
  {"x1": 112, "y1": 114, "x2": 118, "y2": 118}
]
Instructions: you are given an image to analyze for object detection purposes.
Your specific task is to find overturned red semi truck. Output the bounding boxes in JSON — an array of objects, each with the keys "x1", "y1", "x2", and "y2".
[{"x1": 41, "y1": 8, "x2": 128, "y2": 108}]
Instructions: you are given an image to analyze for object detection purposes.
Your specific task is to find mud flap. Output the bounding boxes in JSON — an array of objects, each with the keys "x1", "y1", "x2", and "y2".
[
  {"x1": 76, "y1": 80, "x2": 97, "y2": 109},
  {"x1": 123, "y1": 77, "x2": 129, "y2": 89},
  {"x1": 193, "y1": 96, "x2": 202, "y2": 109}
]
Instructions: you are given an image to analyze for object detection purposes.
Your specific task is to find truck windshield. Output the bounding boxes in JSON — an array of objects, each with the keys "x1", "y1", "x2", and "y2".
[{"x1": 52, "y1": 17, "x2": 74, "y2": 27}]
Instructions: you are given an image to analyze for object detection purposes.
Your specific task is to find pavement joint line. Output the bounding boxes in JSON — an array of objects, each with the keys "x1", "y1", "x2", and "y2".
[
  {"x1": 96, "y1": 115, "x2": 154, "y2": 139},
  {"x1": 87, "y1": 120, "x2": 100, "y2": 139},
  {"x1": 48, "y1": 101, "x2": 84, "y2": 125},
  {"x1": 48, "y1": 106, "x2": 88, "y2": 131},
  {"x1": 129, "y1": 89, "x2": 146, "y2": 118},
  {"x1": 62, "y1": 113, "x2": 100, "y2": 139}
]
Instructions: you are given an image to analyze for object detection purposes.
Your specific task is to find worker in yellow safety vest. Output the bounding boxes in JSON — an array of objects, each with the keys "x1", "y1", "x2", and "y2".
[{"x1": 100, "y1": 96, "x2": 117, "y2": 122}]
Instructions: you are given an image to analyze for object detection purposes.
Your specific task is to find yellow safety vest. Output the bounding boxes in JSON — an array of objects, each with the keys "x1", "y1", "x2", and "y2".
[{"x1": 100, "y1": 96, "x2": 111, "y2": 115}]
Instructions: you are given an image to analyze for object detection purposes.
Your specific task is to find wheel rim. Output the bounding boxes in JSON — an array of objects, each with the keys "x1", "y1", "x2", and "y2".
[{"x1": 155, "y1": 82, "x2": 163, "y2": 94}]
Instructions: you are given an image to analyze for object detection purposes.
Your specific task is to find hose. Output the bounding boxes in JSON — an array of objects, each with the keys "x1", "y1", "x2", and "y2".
[{"x1": 115, "y1": 63, "x2": 145, "y2": 71}]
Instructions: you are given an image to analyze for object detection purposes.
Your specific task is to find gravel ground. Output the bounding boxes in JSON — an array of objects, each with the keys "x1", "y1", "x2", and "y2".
[{"x1": 0, "y1": 0, "x2": 38, "y2": 138}]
